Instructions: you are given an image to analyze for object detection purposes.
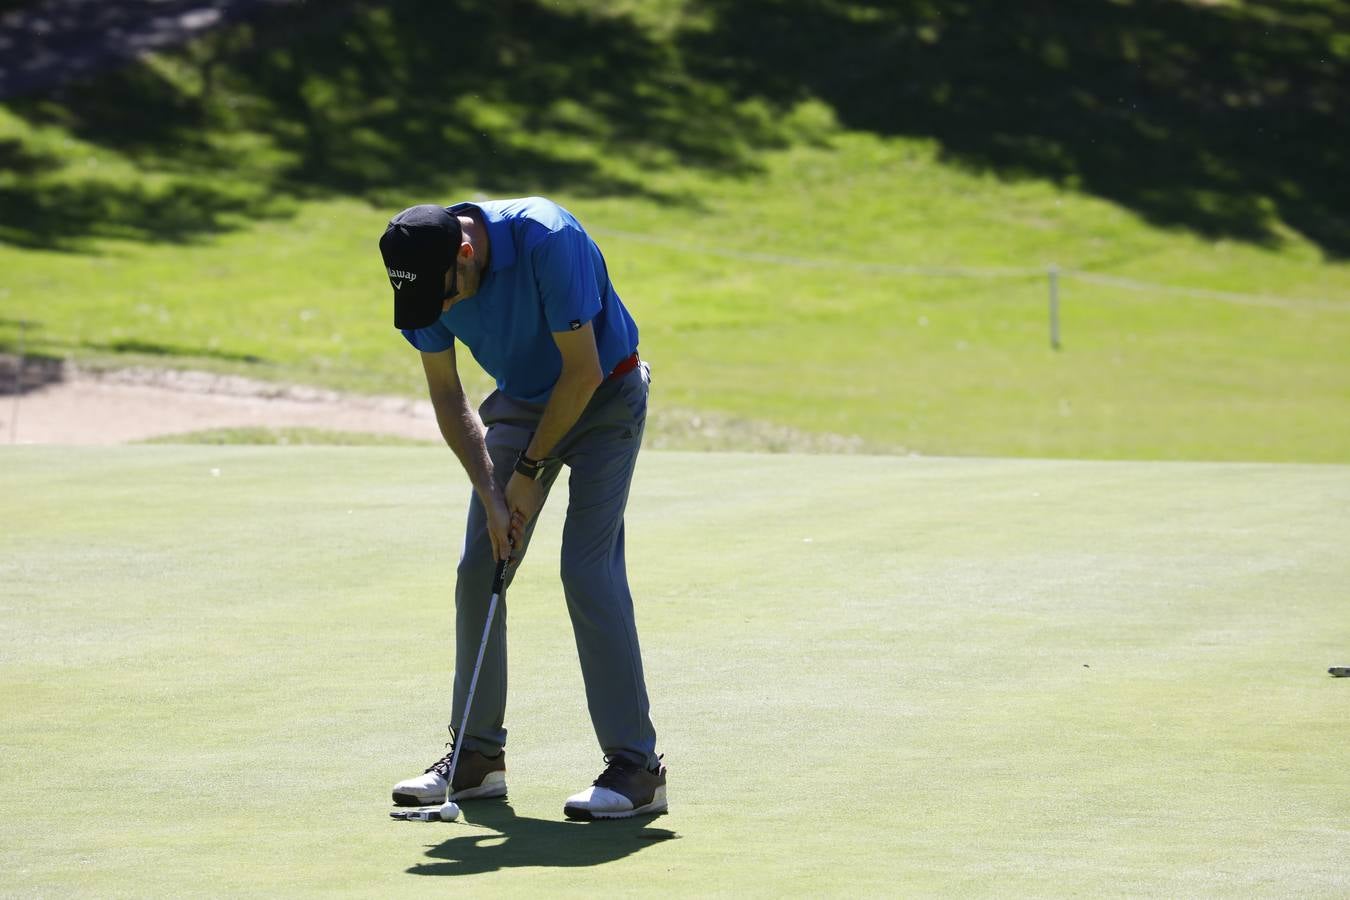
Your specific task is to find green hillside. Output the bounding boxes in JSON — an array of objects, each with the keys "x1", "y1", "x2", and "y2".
[{"x1": 1, "y1": 0, "x2": 1347, "y2": 459}]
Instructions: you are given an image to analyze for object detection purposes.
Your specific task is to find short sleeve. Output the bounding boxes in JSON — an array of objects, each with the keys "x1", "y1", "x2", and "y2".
[
  {"x1": 400, "y1": 319, "x2": 454, "y2": 352},
  {"x1": 532, "y1": 227, "x2": 603, "y2": 333}
]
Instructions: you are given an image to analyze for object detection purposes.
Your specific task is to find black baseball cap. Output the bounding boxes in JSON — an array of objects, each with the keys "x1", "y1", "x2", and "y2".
[{"x1": 379, "y1": 204, "x2": 462, "y2": 329}]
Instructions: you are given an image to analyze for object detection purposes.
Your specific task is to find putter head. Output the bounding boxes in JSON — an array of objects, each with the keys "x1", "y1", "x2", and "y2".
[{"x1": 389, "y1": 807, "x2": 441, "y2": 821}]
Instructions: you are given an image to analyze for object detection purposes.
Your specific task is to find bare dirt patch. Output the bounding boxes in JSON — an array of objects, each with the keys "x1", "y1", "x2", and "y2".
[
  {"x1": 1, "y1": 358, "x2": 437, "y2": 445},
  {"x1": 0, "y1": 355, "x2": 881, "y2": 453}
]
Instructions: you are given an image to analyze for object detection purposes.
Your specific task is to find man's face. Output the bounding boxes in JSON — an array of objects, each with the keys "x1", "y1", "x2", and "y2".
[{"x1": 442, "y1": 246, "x2": 483, "y2": 312}]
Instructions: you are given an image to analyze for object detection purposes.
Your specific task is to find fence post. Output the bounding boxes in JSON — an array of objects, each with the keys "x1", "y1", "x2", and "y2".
[{"x1": 1049, "y1": 265, "x2": 1061, "y2": 350}]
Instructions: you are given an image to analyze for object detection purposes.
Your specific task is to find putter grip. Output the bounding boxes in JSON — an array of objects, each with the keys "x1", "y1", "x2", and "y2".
[{"x1": 491, "y1": 557, "x2": 508, "y2": 596}]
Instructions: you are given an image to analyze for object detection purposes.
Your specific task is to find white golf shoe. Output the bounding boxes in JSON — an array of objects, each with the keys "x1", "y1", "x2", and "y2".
[
  {"x1": 392, "y1": 745, "x2": 507, "y2": 807},
  {"x1": 564, "y1": 755, "x2": 667, "y2": 820}
]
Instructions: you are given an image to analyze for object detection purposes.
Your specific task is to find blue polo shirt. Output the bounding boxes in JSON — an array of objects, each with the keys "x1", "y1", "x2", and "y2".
[{"x1": 400, "y1": 197, "x2": 639, "y2": 405}]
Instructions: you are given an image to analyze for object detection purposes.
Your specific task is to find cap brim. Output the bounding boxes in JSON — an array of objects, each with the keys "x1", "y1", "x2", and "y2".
[{"x1": 393, "y1": 282, "x2": 444, "y2": 330}]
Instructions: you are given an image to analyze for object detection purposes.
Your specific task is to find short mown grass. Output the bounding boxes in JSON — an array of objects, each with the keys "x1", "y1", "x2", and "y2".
[{"x1": 1, "y1": 446, "x2": 1347, "y2": 895}]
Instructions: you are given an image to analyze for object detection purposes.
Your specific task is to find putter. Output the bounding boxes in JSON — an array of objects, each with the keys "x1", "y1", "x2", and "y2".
[{"x1": 442, "y1": 552, "x2": 511, "y2": 804}]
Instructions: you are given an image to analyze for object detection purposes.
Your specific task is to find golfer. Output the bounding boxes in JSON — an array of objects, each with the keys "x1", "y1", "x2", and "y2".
[{"x1": 379, "y1": 197, "x2": 665, "y2": 820}]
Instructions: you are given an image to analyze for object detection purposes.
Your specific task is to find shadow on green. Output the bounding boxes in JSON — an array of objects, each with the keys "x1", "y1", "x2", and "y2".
[{"x1": 405, "y1": 799, "x2": 678, "y2": 876}]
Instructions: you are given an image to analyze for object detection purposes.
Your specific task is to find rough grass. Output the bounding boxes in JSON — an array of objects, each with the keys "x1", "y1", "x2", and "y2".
[
  {"x1": 1, "y1": 0, "x2": 1348, "y2": 460},
  {"x1": 138, "y1": 426, "x2": 435, "y2": 446},
  {"x1": 3, "y1": 133, "x2": 1346, "y2": 460}
]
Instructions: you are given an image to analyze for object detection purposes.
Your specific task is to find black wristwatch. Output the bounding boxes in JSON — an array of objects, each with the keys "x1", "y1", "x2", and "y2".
[{"x1": 514, "y1": 451, "x2": 549, "y2": 481}]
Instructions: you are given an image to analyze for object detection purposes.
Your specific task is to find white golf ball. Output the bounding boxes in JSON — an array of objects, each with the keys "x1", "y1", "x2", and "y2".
[{"x1": 438, "y1": 801, "x2": 461, "y2": 822}]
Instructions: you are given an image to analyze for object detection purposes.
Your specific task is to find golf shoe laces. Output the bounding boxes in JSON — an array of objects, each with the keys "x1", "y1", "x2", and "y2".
[
  {"x1": 592, "y1": 753, "x2": 661, "y2": 789},
  {"x1": 425, "y1": 729, "x2": 460, "y2": 778}
]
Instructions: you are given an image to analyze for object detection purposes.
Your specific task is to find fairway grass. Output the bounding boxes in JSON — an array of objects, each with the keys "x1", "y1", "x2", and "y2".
[{"x1": 2, "y1": 447, "x2": 1347, "y2": 896}]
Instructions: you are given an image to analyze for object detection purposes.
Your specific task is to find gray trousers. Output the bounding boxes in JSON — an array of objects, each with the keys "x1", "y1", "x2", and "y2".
[{"x1": 451, "y1": 362, "x2": 658, "y2": 769}]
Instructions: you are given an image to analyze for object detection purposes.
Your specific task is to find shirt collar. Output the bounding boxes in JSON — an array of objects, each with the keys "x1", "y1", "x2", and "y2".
[{"x1": 448, "y1": 202, "x2": 516, "y2": 274}]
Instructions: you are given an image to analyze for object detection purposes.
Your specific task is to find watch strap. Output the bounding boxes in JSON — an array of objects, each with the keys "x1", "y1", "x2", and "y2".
[{"x1": 514, "y1": 452, "x2": 548, "y2": 480}]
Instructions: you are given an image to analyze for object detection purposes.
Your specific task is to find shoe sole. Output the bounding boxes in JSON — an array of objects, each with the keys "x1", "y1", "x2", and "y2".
[
  {"x1": 563, "y1": 786, "x2": 667, "y2": 821},
  {"x1": 392, "y1": 772, "x2": 507, "y2": 807}
]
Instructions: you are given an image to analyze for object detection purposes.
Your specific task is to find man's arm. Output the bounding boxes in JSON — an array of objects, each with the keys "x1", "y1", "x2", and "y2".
[
  {"x1": 526, "y1": 321, "x2": 604, "y2": 460},
  {"x1": 503, "y1": 321, "x2": 604, "y2": 541},
  {"x1": 420, "y1": 346, "x2": 513, "y2": 562}
]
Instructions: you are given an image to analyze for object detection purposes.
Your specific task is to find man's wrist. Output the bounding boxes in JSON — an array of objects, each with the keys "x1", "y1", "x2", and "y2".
[
  {"x1": 476, "y1": 477, "x2": 504, "y2": 503},
  {"x1": 514, "y1": 451, "x2": 550, "y2": 481}
]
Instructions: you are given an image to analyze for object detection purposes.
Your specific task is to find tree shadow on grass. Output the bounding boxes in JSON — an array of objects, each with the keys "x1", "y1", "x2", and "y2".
[
  {"x1": 0, "y1": 350, "x2": 65, "y2": 395},
  {"x1": 0, "y1": 0, "x2": 296, "y2": 99},
  {"x1": 82, "y1": 338, "x2": 265, "y2": 364},
  {"x1": 681, "y1": 0, "x2": 1350, "y2": 257},
  {"x1": 1, "y1": 0, "x2": 774, "y2": 251},
  {"x1": 404, "y1": 799, "x2": 678, "y2": 876},
  {"x1": 0, "y1": 319, "x2": 65, "y2": 395},
  {"x1": 4, "y1": 0, "x2": 1344, "y2": 256},
  {"x1": 0, "y1": 318, "x2": 270, "y2": 369}
]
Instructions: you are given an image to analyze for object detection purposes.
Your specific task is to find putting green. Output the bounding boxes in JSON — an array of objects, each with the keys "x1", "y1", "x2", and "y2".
[{"x1": 2, "y1": 447, "x2": 1346, "y2": 895}]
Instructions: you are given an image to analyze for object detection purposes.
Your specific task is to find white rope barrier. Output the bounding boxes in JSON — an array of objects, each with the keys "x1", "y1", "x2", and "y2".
[
  {"x1": 592, "y1": 226, "x2": 1346, "y2": 350},
  {"x1": 591, "y1": 226, "x2": 1345, "y2": 310}
]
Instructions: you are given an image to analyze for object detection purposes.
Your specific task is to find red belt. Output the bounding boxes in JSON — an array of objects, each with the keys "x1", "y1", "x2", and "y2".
[{"x1": 606, "y1": 351, "x2": 640, "y2": 382}]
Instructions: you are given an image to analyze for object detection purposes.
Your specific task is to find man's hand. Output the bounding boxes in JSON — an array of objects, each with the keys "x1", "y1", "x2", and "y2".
[
  {"x1": 505, "y1": 471, "x2": 544, "y2": 552},
  {"x1": 484, "y1": 489, "x2": 515, "y2": 563}
]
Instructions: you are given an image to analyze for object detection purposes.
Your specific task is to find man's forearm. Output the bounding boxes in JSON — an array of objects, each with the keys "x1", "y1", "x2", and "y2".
[
  {"x1": 429, "y1": 387, "x2": 498, "y2": 502},
  {"x1": 526, "y1": 367, "x2": 602, "y2": 460}
]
